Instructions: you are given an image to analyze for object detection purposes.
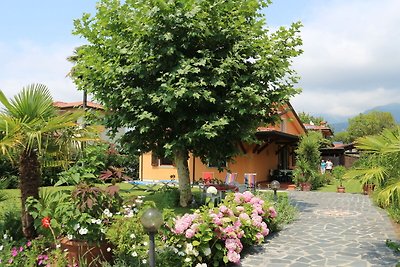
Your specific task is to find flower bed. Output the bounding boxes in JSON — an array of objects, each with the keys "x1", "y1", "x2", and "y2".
[
  {"x1": 161, "y1": 191, "x2": 276, "y2": 266},
  {"x1": 1, "y1": 188, "x2": 279, "y2": 266}
]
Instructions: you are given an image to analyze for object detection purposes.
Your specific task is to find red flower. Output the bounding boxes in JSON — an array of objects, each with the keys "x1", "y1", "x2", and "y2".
[{"x1": 41, "y1": 217, "x2": 51, "y2": 228}]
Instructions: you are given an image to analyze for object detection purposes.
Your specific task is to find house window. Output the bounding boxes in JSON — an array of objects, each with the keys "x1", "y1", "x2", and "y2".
[
  {"x1": 207, "y1": 159, "x2": 228, "y2": 168},
  {"x1": 151, "y1": 153, "x2": 174, "y2": 166}
]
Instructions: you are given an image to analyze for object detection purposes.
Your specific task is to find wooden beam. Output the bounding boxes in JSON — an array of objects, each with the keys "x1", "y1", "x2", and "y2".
[
  {"x1": 252, "y1": 144, "x2": 260, "y2": 154},
  {"x1": 256, "y1": 142, "x2": 270, "y2": 154},
  {"x1": 239, "y1": 141, "x2": 247, "y2": 154}
]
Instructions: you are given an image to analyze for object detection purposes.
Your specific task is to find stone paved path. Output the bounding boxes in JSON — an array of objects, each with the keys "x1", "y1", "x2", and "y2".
[{"x1": 238, "y1": 191, "x2": 400, "y2": 267}]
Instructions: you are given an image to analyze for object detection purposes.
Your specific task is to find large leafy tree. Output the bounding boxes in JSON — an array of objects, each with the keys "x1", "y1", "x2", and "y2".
[
  {"x1": 71, "y1": 0, "x2": 302, "y2": 206},
  {"x1": 0, "y1": 84, "x2": 95, "y2": 239},
  {"x1": 347, "y1": 111, "x2": 396, "y2": 141}
]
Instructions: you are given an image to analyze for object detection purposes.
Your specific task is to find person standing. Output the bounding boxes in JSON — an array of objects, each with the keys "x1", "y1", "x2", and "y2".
[
  {"x1": 320, "y1": 160, "x2": 326, "y2": 174},
  {"x1": 326, "y1": 159, "x2": 333, "y2": 173}
]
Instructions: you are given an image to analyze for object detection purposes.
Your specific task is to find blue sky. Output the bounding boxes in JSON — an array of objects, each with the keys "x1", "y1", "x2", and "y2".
[{"x1": 1, "y1": 0, "x2": 399, "y2": 122}]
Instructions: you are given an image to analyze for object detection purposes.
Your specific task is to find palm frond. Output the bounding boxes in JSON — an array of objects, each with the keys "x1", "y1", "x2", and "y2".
[
  {"x1": 376, "y1": 180, "x2": 400, "y2": 207},
  {"x1": 344, "y1": 167, "x2": 387, "y2": 186}
]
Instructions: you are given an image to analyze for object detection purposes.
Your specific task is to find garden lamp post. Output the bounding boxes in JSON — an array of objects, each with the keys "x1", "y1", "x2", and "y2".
[
  {"x1": 270, "y1": 180, "x2": 280, "y2": 202},
  {"x1": 140, "y1": 208, "x2": 164, "y2": 267}
]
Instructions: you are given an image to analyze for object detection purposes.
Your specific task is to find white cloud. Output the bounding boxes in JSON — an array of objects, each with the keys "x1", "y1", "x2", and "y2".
[
  {"x1": 291, "y1": 87, "x2": 400, "y2": 117},
  {"x1": 0, "y1": 40, "x2": 84, "y2": 102},
  {"x1": 290, "y1": 0, "x2": 400, "y2": 118}
]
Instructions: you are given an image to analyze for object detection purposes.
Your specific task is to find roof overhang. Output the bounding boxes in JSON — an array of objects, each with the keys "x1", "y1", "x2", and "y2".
[{"x1": 256, "y1": 129, "x2": 299, "y2": 144}]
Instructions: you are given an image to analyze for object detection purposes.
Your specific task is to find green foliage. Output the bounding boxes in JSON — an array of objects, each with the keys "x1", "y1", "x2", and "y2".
[
  {"x1": 293, "y1": 132, "x2": 322, "y2": 186},
  {"x1": 261, "y1": 192, "x2": 298, "y2": 232},
  {"x1": 347, "y1": 111, "x2": 396, "y2": 142},
  {"x1": 70, "y1": 0, "x2": 303, "y2": 204},
  {"x1": 332, "y1": 165, "x2": 347, "y2": 187},
  {"x1": 0, "y1": 210, "x2": 23, "y2": 241},
  {"x1": 26, "y1": 184, "x2": 124, "y2": 243},
  {"x1": 0, "y1": 236, "x2": 68, "y2": 267},
  {"x1": 298, "y1": 111, "x2": 325, "y2": 125},
  {"x1": 344, "y1": 127, "x2": 400, "y2": 207},
  {"x1": 331, "y1": 131, "x2": 352, "y2": 144}
]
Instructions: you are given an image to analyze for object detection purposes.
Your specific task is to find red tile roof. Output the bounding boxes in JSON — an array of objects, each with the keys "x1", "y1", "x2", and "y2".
[{"x1": 53, "y1": 101, "x2": 104, "y2": 110}]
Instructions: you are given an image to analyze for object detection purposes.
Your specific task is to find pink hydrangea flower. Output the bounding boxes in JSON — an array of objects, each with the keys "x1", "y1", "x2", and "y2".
[
  {"x1": 269, "y1": 207, "x2": 277, "y2": 218},
  {"x1": 185, "y1": 229, "x2": 195, "y2": 238},
  {"x1": 227, "y1": 250, "x2": 241, "y2": 263}
]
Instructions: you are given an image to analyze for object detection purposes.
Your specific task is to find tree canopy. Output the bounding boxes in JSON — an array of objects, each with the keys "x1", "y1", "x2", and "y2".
[
  {"x1": 347, "y1": 111, "x2": 396, "y2": 142},
  {"x1": 298, "y1": 111, "x2": 325, "y2": 125},
  {"x1": 71, "y1": 0, "x2": 303, "y2": 206}
]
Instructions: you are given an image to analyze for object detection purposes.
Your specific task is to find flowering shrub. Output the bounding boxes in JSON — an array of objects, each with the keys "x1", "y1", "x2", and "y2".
[
  {"x1": 0, "y1": 234, "x2": 67, "y2": 266},
  {"x1": 26, "y1": 183, "x2": 124, "y2": 244},
  {"x1": 161, "y1": 191, "x2": 277, "y2": 266}
]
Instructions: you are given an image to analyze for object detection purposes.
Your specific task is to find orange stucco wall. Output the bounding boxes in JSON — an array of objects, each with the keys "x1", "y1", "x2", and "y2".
[{"x1": 140, "y1": 103, "x2": 304, "y2": 184}]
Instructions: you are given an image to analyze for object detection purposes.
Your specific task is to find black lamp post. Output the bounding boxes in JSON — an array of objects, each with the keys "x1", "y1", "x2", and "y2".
[
  {"x1": 140, "y1": 208, "x2": 164, "y2": 267},
  {"x1": 270, "y1": 180, "x2": 280, "y2": 202}
]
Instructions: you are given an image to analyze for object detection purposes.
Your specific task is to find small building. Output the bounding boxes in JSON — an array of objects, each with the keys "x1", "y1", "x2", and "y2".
[
  {"x1": 140, "y1": 103, "x2": 306, "y2": 185},
  {"x1": 303, "y1": 121, "x2": 333, "y2": 139}
]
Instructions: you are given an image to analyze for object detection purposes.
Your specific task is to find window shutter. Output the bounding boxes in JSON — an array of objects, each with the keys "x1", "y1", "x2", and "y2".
[{"x1": 151, "y1": 153, "x2": 159, "y2": 166}]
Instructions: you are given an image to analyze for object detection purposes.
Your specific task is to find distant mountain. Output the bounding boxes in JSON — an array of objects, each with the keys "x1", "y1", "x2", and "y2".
[
  {"x1": 319, "y1": 103, "x2": 400, "y2": 133},
  {"x1": 364, "y1": 103, "x2": 400, "y2": 123}
]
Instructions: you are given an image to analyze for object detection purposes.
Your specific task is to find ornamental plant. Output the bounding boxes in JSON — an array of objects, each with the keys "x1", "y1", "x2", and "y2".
[
  {"x1": 0, "y1": 234, "x2": 67, "y2": 266},
  {"x1": 26, "y1": 182, "x2": 124, "y2": 244},
  {"x1": 161, "y1": 191, "x2": 277, "y2": 266}
]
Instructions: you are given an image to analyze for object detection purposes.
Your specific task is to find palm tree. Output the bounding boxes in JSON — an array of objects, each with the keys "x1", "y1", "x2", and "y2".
[
  {"x1": 0, "y1": 84, "x2": 96, "y2": 239},
  {"x1": 344, "y1": 127, "x2": 400, "y2": 207}
]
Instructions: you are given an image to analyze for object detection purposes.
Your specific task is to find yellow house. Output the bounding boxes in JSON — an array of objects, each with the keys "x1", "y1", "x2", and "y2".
[{"x1": 140, "y1": 103, "x2": 306, "y2": 185}]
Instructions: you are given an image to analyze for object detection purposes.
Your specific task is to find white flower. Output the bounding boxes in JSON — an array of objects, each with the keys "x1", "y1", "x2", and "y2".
[
  {"x1": 100, "y1": 228, "x2": 106, "y2": 233},
  {"x1": 78, "y1": 227, "x2": 88, "y2": 235},
  {"x1": 125, "y1": 211, "x2": 134, "y2": 218},
  {"x1": 185, "y1": 243, "x2": 194, "y2": 254},
  {"x1": 3, "y1": 234, "x2": 7, "y2": 239},
  {"x1": 193, "y1": 249, "x2": 199, "y2": 257},
  {"x1": 131, "y1": 251, "x2": 138, "y2": 257},
  {"x1": 56, "y1": 244, "x2": 61, "y2": 248},
  {"x1": 91, "y1": 219, "x2": 102, "y2": 224},
  {"x1": 203, "y1": 247, "x2": 211, "y2": 256},
  {"x1": 195, "y1": 264, "x2": 207, "y2": 267},
  {"x1": 143, "y1": 241, "x2": 148, "y2": 246},
  {"x1": 206, "y1": 186, "x2": 218, "y2": 195},
  {"x1": 142, "y1": 259, "x2": 147, "y2": 264},
  {"x1": 130, "y1": 234, "x2": 136, "y2": 239},
  {"x1": 103, "y1": 209, "x2": 113, "y2": 217},
  {"x1": 73, "y1": 224, "x2": 80, "y2": 231},
  {"x1": 0, "y1": 245, "x2": 3, "y2": 251},
  {"x1": 107, "y1": 247, "x2": 111, "y2": 252},
  {"x1": 67, "y1": 234, "x2": 74, "y2": 240},
  {"x1": 184, "y1": 257, "x2": 191, "y2": 263}
]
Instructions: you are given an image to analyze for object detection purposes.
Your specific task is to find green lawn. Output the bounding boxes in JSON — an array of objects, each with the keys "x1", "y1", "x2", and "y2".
[
  {"x1": 0, "y1": 183, "x2": 198, "y2": 217},
  {"x1": 317, "y1": 179, "x2": 363, "y2": 193}
]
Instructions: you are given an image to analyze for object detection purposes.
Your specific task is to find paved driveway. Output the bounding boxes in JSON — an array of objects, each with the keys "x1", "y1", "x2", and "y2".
[{"x1": 238, "y1": 191, "x2": 399, "y2": 267}]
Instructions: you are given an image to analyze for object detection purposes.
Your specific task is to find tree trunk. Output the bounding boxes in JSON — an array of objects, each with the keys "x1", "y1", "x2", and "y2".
[
  {"x1": 174, "y1": 150, "x2": 192, "y2": 207},
  {"x1": 19, "y1": 150, "x2": 41, "y2": 239}
]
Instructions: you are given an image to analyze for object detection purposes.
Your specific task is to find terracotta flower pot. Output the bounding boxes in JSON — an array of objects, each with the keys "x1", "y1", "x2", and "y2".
[
  {"x1": 337, "y1": 186, "x2": 346, "y2": 193},
  {"x1": 60, "y1": 238, "x2": 113, "y2": 267},
  {"x1": 301, "y1": 182, "x2": 311, "y2": 191}
]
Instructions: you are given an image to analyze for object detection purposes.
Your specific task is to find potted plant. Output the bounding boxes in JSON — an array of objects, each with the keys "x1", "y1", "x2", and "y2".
[
  {"x1": 27, "y1": 180, "x2": 125, "y2": 266},
  {"x1": 292, "y1": 159, "x2": 314, "y2": 191},
  {"x1": 332, "y1": 165, "x2": 347, "y2": 193}
]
